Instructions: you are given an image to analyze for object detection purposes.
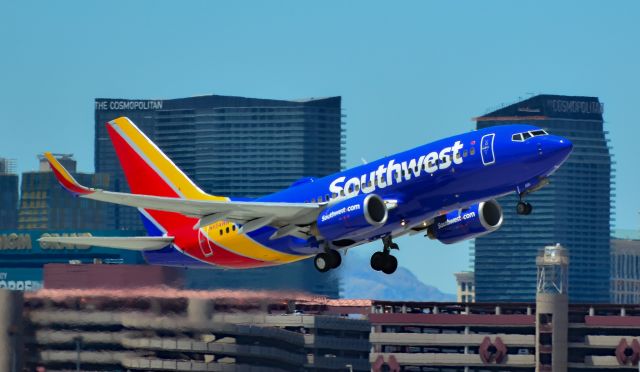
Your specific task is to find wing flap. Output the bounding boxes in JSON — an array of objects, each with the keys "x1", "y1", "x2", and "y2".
[{"x1": 37, "y1": 236, "x2": 174, "y2": 251}]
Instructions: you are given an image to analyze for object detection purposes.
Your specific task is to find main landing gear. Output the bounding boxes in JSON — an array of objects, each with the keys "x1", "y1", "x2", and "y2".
[
  {"x1": 370, "y1": 236, "x2": 399, "y2": 275},
  {"x1": 314, "y1": 249, "x2": 342, "y2": 273},
  {"x1": 516, "y1": 194, "x2": 533, "y2": 215}
]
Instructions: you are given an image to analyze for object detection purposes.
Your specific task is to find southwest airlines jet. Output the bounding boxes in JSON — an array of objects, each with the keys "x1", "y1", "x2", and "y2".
[{"x1": 41, "y1": 117, "x2": 572, "y2": 275}]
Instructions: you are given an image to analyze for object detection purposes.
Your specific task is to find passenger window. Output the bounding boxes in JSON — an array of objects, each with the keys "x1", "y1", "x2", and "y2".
[
  {"x1": 522, "y1": 132, "x2": 532, "y2": 140},
  {"x1": 348, "y1": 185, "x2": 353, "y2": 193},
  {"x1": 226, "y1": 227, "x2": 230, "y2": 233},
  {"x1": 325, "y1": 194, "x2": 330, "y2": 201},
  {"x1": 470, "y1": 147, "x2": 476, "y2": 155},
  {"x1": 340, "y1": 190, "x2": 345, "y2": 196},
  {"x1": 355, "y1": 184, "x2": 360, "y2": 192},
  {"x1": 219, "y1": 229, "x2": 223, "y2": 236},
  {"x1": 463, "y1": 150, "x2": 468, "y2": 157},
  {"x1": 455, "y1": 152, "x2": 461, "y2": 159},
  {"x1": 232, "y1": 225, "x2": 236, "y2": 231}
]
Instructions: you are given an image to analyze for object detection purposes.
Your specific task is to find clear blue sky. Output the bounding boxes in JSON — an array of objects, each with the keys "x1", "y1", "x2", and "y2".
[{"x1": 1, "y1": 1, "x2": 639, "y2": 292}]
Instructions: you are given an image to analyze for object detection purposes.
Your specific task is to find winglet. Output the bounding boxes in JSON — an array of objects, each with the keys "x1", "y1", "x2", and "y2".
[{"x1": 44, "y1": 152, "x2": 93, "y2": 196}]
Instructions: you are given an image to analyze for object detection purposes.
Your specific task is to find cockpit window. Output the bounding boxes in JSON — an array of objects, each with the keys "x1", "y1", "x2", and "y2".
[{"x1": 511, "y1": 129, "x2": 549, "y2": 142}]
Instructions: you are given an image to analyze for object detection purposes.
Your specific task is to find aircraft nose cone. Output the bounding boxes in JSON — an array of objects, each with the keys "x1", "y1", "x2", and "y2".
[{"x1": 542, "y1": 136, "x2": 573, "y2": 162}]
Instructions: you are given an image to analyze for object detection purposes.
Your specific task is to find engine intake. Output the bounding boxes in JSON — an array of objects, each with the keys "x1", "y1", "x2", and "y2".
[
  {"x1": 428, "y1": 200, "x2": 503, "y2": 244},
  {"x1": 317, "y1": 193, "x2": 388, "y2": 241}
]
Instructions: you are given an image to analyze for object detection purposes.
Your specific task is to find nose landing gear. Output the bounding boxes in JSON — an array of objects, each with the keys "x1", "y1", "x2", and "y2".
[
  {"x1": 370, "y1": 236, "x2": 399, "y2": 274},
  {"x1": 516, "y1": 193, "x2": 533, "y2": 215}
]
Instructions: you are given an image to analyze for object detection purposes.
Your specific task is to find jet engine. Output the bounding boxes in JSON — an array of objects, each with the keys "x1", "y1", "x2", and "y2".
[
  {"x1": 316, "y1": 193, "x2": 388, "y2": 242},
  {"x1": 427, "y1": 200, "x2": 503, "y2": 244}
]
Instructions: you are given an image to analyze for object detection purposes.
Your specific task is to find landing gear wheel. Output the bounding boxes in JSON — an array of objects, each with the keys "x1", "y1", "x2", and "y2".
[
  {"x1": 371, "y1": 252, "x2": 385, "y2": 271},
  {"x1": 516, "y1": 201, "x2": 533, "y2": 215},
  {"x1": 381, "y1": 255, "x2": 398, "y2": 275},
  {"x1": 314, "y1": 253, "x2": 331, "y2": 273},
  {"x1": 328, "y1": 249, "x2": 342, "y2": 269}
]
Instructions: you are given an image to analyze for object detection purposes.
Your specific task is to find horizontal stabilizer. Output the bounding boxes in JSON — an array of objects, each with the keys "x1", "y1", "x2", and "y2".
[{"x1": 37, "y1": 236, "x2": 174, "y2": 251}]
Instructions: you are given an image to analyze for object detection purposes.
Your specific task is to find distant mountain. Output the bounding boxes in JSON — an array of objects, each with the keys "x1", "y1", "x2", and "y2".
[{"x1": 338, "y1": 253, "x2": 456, "y2": 301}]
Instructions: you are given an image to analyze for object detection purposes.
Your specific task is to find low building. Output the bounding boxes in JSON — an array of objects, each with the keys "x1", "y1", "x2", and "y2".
[
  {"x1": 454, "y1": 271, "x2": 475, "y2": 303},
  {"x1": 611, "y1": 235, "x2": 640, "y2": 304},
  {"x1": 367, "y1": 301, "x2": 640, "y2": 371},
  {"x1": 3, "y1": 288, "x2": 371, "y2": 371},
  {"x1": 0, "y1": 230, "x2": 147, "y2": 291}
]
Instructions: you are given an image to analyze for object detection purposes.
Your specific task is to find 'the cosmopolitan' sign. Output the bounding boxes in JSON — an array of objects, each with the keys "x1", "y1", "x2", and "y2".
[
  {"x1": 547, "y1": 99, "x2": 604, "y2": 115},
  {"x1": 95, "y1": 100, "x2": 163, "y2": 111}
]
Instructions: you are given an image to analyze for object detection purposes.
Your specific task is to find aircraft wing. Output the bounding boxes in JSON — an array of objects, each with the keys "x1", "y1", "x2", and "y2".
[
  {"x1": 44, "y1": 152, "x2": 322, "y2": 229},
  {"x1": 37, "y1": 236, "x2": 174, "y2": 251}
]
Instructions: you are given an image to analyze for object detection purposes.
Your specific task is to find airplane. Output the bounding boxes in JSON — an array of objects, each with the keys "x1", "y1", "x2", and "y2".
[{"x1": 40, "y1": 117, "x2": 573, "y2": 275}]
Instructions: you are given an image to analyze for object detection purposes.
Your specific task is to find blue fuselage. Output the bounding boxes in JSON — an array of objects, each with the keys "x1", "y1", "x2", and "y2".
[{"x1": 144, "y1": 124, "x2": 573, "y2": 266}]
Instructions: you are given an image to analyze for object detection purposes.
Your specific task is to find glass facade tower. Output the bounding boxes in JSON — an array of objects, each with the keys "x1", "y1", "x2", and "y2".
[
  {"x1": 95, "y1": 95, "x2": 344, "y2": 298},
  {"x1": 473, "y1": 94, "x2": 612, "y2": 303}
]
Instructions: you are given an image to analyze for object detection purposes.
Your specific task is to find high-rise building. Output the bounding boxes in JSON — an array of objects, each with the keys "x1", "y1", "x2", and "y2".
[
  {"x1": 17, "y1": 154, "x2": 113, "y2": 230},
  {"x1": 0, "y1": 158, "x2": 18, "y2": 230},
  {"x1": 95, "y1": 95, "x2": 345, "y2": 298},
  {"x1": 95, "y1": 95, "x2": 344, "y2": 229},
  {"x1": 473, "y1": 94, "x2": 612, "y2": 303}
]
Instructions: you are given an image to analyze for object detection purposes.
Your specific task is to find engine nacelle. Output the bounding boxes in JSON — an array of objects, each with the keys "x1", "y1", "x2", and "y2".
[
  {"x1": 428, "y1": 200, "x2": 503, "y2": 244},
  {"x1": 317, "y1": 193, "x2": 388, "y2": 241}
]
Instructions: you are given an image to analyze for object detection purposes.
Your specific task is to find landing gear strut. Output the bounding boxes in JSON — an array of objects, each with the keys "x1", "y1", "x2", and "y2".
[
  {"x1": 370, "y1": 236, "x2": 399, "y2": 274},
  {"x1": 314, "y1": 248, "x2": 342, "y2": 272},
  {"x1": 516, "y1": 194, "x2": 533, "y2": 215}
]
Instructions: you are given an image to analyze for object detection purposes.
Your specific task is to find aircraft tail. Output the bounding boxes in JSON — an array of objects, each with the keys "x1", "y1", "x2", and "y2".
[{"x1": 106, "y1": 117, "x2": 227, "y2": 233}]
